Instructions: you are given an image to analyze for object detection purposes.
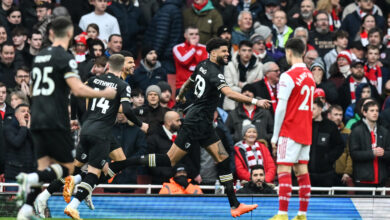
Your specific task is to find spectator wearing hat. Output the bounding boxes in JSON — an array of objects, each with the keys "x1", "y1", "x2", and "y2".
[
  {"x1": 308, "y1": 10, "x2": 334, "y2": 57},
  {"x1": 223, "y1": 40, "x2": 263, "y2": 111},
  {"x1": 159, "y1": 165, "x2": 203, "y2": 194},
  {"x1": 328, "y1": 50, "x2": 352, "y2": 89},
  {"x1": 337, "y1": 60, "x2": 380, "y2": 111},
  {"x1": 135, "y1": 85, "x2": 169, "y2": 136},
  {"x1": 79, "y1": 0, "x2": 121, "y2": 43},
  {"x1": 233, "y1": 124, "x2": 276, "y2": 183},
  {"x1": 310, "y1": 99, "x2": 344, "y2": 188},
  {"x1": 257, "y1": 0, "x2": 280, "y2": 29},
  {"x1": 214, "y1": 0, "x2": 238, "y2": 29},
  {"x1": 32, "y1": 1, "x2": 53, "y2": 38},
  {"x1": 182, "y1": 0, "x2": 223, "y2": 44},
  {"x1": 250, "y1": 34, "x2": 274, "y2": 63},
  {"x1": 74, "y1": 34, "x2": 88, "y2": 63},
  {"x1": 173, "y1": 26, "x2": 208, "y2": 92},
  {"x1": 253, "y1": 24, "x2": 284, "y2": 62},
  {"x1": 314, "y1": 88, "x2": 329, "y2": 111},
  {"x1": 341, "y1": 0, "x2": 385, "y2": 47},
  {"x1": 236, "y1": 165, "x2": 276, "y2": 194},
  {"x1": 324, "y1": 30, "x2": 349, "y2": 78},
  {"x1": 226, "y1": 84, "x2": 273, "y2": 143},
  {"x1": 251, "y1": 61, "x2": 280, "y2": 115},
  {"x1": 143, "y1": 0, "x2": 183, "y2": 74},
  {"x1": 217, "y1": 25, "x2": 233, "y2": 61},
  {"x1": 231, "y1": 11, "x2": 254, "y2": 52},
  {"x1": 157, "y1": 81, "x2": 174, "y2": 109},
  {"x1": 289, "y1": 0, "x2": 315, "y2": 31},
  {"x1": 128, "y1": 46, "x2": 167, "y2": 92},
  {"x1": 271, "y1": 10, "x2": 293, "y2": 50},
  {"x1": 311, "y1": 58, "x2": 338, "y2": 104}
]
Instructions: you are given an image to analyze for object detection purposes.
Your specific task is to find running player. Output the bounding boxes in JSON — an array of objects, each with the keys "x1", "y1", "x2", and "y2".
[
  {"x1": 16, "y1": 17, "x2": 116, "y2": 220},
  {"x1": 63, "y1": 54, "x2": 147, "y2": 220},
  {"x1": 127, "y1": 38, "x2": 271, "y2": 218},
  {"x1": 269, "y1": 38, "x2": 316, "y2": 220}
]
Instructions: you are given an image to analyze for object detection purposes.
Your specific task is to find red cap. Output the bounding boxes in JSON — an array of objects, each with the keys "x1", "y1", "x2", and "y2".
[
  {"x1": 76, "y1": 35, "x2": 87, "y2": 46},
  {"x1": 337, "y1": 50, "x2": 352, "y2": 64},
  {"x1": 314, "y1": 88, "x2": 326, "y2": 99}
]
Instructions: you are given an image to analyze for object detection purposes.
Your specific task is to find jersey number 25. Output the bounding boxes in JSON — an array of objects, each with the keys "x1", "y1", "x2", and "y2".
[{"x1": 32, "y1": 67, "x2": 55, "y2": 96}]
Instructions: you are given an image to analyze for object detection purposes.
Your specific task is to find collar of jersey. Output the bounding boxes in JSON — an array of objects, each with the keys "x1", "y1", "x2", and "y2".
[{"x1": 291, "y1": 63, "x2": 307, "y2": 69}]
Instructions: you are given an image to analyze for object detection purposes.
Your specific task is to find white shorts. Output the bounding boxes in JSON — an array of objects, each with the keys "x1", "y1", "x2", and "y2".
[{"x1": 277, "y1": 136, "x2": 310, "y2": 166}]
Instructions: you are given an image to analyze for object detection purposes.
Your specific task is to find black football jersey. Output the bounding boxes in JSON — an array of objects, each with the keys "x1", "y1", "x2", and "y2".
[
  {"x1": 30, "y1": 46, "x2": 79, "y2": 131},
  {"x1": 81, "y1": 73, "x2": 131, "y2": 137},
  {"x1": 185, "y1": 59, "x2": 228, "y2": 124}
]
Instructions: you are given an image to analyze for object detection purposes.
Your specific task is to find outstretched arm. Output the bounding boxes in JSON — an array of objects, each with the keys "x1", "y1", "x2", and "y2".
[{"x1": 220, "y1": 86, "x2": 271, "y2": 109}]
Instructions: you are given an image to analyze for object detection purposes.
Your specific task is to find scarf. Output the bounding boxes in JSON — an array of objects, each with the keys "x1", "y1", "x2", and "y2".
[
  {"x1": 364, "y1": 65, "x2": 382, "y2": 95},
  {"x1": 193, "y1": 0, "x2": 208, "y2": 11},
  {"x1": 349, "y1": 76, "x2": 367, "y2": 103},
  {"x1": 264, "y1": 77, "x2": 278, "y2": 112},
  {"x1": 242, "y1": 105, "x2": 256, "y2": 120},
  {"x1": 244, "y1": 142, "x2": 263, "y2": 168},
  {"x1": 360, "y1": 31, "x2": 368, "y2": 46},
  {"x1": 329, "y1": 9, "x2": 340, "y2": 32},
  {"x1": 361, "y1": 123, "x2": 378, "y2": 184}
]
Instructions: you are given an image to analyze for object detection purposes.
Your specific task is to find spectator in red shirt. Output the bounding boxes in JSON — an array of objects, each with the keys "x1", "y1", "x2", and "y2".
[
  {"x1": 173, "y1": 26, "x2": 208, "y2": 91},
  {"x1": 234, "y1": 124, "x2": 276, "y2": 183}
]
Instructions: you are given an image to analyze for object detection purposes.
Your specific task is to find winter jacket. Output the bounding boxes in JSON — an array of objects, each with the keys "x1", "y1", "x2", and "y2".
[
  {"x1": 108, "y1": 2, "x2": 145, "y2": 55},
  {"x1": 182, "y1": 1, "x2": 223, "y2": 44},
  {"x1": 231, "y1": 27, "x2": 254, "y2": 48},
  {"x1": 213, "y1": 2, "x2": 238, "y2": 29},
  {"x1": 309, "y1": 118, "x2": 344, "y2": 174},
  {"x1": 334, "y1": 125, "x2": 353, "y2": 176},
  {"x1": 134, "y1": 104, "x2": 169, "y2": 136},
  {"x1": 173, "y1": 41, "x2": 208, "y2": 89},
  {"x1": 341, "y1": 9, "x2": 385, "y2": 47},
  {"x1": 236, "y1": 181, "x2": 276, "y2": 194},
  {"x1": 251, "y1": 79, "x2": 275, "y2": 116},
  {"x1": 127, "y1": 60, "x2": 167, "y2": 92},
  {"x1": 226, "y1": 104, "x2": 273, "y2": 143},
  {"x1": 0, "y1": 105, "x2": 14, "y2": 174},
  {"x1": 159, "y1": 178, "x2": 203, "y2": 194},
  {"x1": 308, "y1": 30, "x2": 334, "y2": 57},
  {"x1": 3, "y1": 117, "x2": 36, "y2": 180},
  {"x1": 271, "y1": 26, "x2": 293, "y2": 49},
  {"x1": 223, "y1": 52, "x2": 263, "y2": 110},
  {"x1": 350, "y1": 121, "x2": 390, "y2": 184},
  {"x1": 144, "y1": 0, "x2": 184, "y2": 66},
  {"x1": 234, "y1": 140, "x2": 276, "y2": 183}
]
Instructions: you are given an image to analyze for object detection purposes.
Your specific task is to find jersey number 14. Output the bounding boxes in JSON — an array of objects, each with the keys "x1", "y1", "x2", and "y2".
[{"x1": 90, "y1": 88, "x2": 110, "y2": 114}]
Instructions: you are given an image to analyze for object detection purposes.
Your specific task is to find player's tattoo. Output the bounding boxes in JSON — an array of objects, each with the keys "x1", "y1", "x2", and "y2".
[
  {"x1": 217, "y1": 142, "x2": 228, "y2": 157},
  {"x1": 178, "y1": 78, "x2": 194, "y2": 98}
]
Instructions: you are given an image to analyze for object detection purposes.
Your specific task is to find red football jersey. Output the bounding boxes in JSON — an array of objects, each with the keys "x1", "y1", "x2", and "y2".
[{"x1": 278, "y1": 63, "x2": 316, "y2": 145}]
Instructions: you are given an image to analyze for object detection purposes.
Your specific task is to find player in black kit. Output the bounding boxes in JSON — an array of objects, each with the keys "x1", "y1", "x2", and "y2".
[
  {"x1": 16, "y1": 17, "x2": 117, "y2": 220},
  {"x1": 129, "y1": 38, "x2": 271, "y2": 218},
  {"x1": 64, "y1": 54, "x2": 148, "y2": 220}
]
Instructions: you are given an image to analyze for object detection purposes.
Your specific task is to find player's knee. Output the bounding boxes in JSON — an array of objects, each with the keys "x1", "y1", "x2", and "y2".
[{"x1": 50, "y1": 163, "x2": 70, "y2": 179}]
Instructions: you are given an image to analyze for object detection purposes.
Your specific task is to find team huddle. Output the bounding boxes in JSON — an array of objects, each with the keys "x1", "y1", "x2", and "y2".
[{"x1": 16, "y1": 16, "x2": 315, "y2": 220}]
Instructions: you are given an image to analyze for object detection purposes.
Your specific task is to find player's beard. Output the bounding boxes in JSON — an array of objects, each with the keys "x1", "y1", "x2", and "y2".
[{"x1": 217, "y1": 55, "x2": 228, "y2": 66}]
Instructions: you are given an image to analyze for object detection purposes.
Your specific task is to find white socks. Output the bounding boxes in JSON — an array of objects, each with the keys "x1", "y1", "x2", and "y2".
[
  {"x1": 27, "y1": 173, "x2": 39, "y2": 185},
  {"x1": 69, "y1": 198, "x2": 81, "y2": 209},
  {"x1": 74, "y1": 174, "x2": 82, "y2": 185}
]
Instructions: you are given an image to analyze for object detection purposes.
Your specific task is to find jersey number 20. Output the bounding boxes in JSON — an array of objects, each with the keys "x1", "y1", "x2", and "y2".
[
  {"x1": 90, "y1": 88, "x2": 110, "y2": 114},
  {"x1": 298, "y1": 85, "x2": 315, "y2": 111},
  {"x1": 32, "y1": 67, "x2": 55, "y2": 96}
]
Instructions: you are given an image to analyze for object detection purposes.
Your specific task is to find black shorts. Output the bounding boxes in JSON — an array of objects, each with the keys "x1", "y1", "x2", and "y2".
[
  {"x1": 78, "y1": 135, "x2": 110, "y2": 169},
  {"x1": 75, "y1": 135, "x2": 120, "y2": 164},
  {"x1": 174, "y1": 122, "x2": 220, "y2": 151},
  {"x1": 32, "y1": 130, "x2": 74, "y2": 163}
]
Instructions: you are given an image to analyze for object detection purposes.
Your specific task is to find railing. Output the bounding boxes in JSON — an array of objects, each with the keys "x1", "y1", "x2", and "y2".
[{"x1": 1, "y1": 182, "x2": 390, "y2": 195}]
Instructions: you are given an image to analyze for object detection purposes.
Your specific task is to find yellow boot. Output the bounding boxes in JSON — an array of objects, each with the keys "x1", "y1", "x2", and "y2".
[
  {"x1": 269, "y1": 214, "x2": 289, "y2": 220},
  {"x1": 292, "y1": 214, "x2": 307, "y2": 220}
]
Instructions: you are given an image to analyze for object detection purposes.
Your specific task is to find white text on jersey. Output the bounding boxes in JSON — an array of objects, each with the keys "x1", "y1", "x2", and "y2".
[
  {"x1": 93, "y1": 78, "x2": 118, "y2": 89},
  {"x1": 34, "y1": 55, "x2": 52, "y2": 63}
]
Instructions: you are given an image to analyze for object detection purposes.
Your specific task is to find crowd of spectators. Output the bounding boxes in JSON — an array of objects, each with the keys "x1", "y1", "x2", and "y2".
[{"x1": 1, "y1": 0, "x2": 390, "y2": 195}]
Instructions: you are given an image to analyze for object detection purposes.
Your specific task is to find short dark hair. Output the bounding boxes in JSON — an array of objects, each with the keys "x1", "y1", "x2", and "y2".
[
  {"x1": 12, "y1": 26, "x2": 28, "y2": 36},
  {"x1": 314, "y1": 10, "x2": 328, "y2": 23},
  {"x1": 185, "y1": 25, "x2": 198, "y2": 33},
  {"x1": 363, "y1": 100, "x2": 379, "y2": 113},
  {"x1": 206, "y1": 37, "x2": 229, "y2": 53},
  {"x1": 51, "y1": 16, "x2": 73, "y2": 38},
  {"x1": 108, "y1": 54, "x2": 124, "y2": 72},
  {"x1": 285, "y1": 38, "x2": 306, "y2": 56},
  {"x1": 366, "y1": 44, "x2": 380, "y2": 52},
  {"x1": 108, "y1": 34, "x2": 121, "y2": 42},
  {"x1": 15, "y1": 103, "x2": 29, "y2": 112},
  {"x1": 314, "y1": 97, "x2": 324, "y2": 108},
  {"x1": 88, "y1": 38, "x2": 105, "y2": 51},
  {"x1": 368, "y1": 27, "x2": 383, "y2": 40},
  {"x1": 250, "y1": 165, "x2": 265, "y2": 176},
  {"x1": 7, "y1": 6, "x2": 21, "y2": 17},
  {"x1": 328, "y1": 104, "x2": 343, "y2": 113},
  {"x1": 86, "y1": 23, "x2": 99, "y2": 34},
  {"x1": 239, "y1": 40, "x2": 253, "y2": 49},
  {"x1": 332, "y1": 30, "x2": 349, "y2": 41},
  {"x1": 118, "y1": 50, "x2": 133, "y2": 58},
  {"x1": 131, "y1": 88, "x2": 144, "y2": 97},
  {"x1": 16, "y1": 66, "x2": 30, "y2": 74},
  {"x1": 94, "y1": 56, "x2": 107, "y2": 67},
  {"x1": 29, "y1": 29, "x2": 42, "y2": 39},
  {"x1": 0, "y1": 82, "x2": 6, "y2": 88},
  {"x1": 0, "y1": 42, "x2": 15, "y2": 52}
]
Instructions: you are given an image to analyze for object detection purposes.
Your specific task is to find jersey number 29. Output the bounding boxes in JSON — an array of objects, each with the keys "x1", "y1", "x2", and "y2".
[
  {"x1": 194, "y1": 75, "x2": 206, "y2": 98},
  {"x1": 298, "y1": 85, "x2": 315, "y2": 111},
  {"x1": 32, "y1": 67, "x2": 55, "y2": 96},
  {"x1": 90, "y1": 88, "x2": 110, "y2": 114}
]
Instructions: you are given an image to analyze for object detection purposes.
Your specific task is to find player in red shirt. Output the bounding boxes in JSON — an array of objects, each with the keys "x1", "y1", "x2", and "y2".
[{"x1": 269, "y1": 38, "x2": 316, "y2": 220}]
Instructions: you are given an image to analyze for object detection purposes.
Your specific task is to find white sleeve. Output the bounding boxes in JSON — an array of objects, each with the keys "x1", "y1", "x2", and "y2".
[
  {"x1": 79, "y1": 16, "x2": 86, "y2": 31},
  {"x1": 112, "y1": 18, "x2": 121, "y2": 35},
  {"x1": 271, "y1": 73, "x2": 294, "y2": 143}
]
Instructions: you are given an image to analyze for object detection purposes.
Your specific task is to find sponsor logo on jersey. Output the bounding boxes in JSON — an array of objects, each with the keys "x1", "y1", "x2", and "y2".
[
  {"x1": 217, "y1": 74, "x2": 225, "y2": 79},
  {"x1": 199, "y1": 67, "x2": 207, "y2": 74},
  {"x1": 185, "y1": 142, "x2": 191, "y2": 149},
  {"x1": 34, "y1": 55, "x2": 52, "y2": 63},
  {"x1": 81, "y1": 153, "x2": 87, "y2": 160},
  {"x1": 101, "y1": 160, "x2": 106, "y2": 167}
]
